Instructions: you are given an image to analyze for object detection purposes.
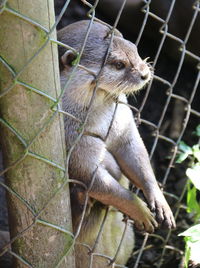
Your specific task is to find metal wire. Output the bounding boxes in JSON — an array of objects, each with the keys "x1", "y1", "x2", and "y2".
[{"x1": 0, "y1": 0, "x2": 199, "y2": 267}]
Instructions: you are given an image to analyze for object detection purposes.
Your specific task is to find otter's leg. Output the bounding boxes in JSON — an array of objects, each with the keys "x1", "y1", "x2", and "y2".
[
  {"x1": 68, "y1": 136, "x2": 157, "y2": 232},
  {"x1": 110, "y1": 118, "x2": 176, "y2": 229},
  {"x1": 88, "y1": 166, "x2": 157, "y2": 233}
]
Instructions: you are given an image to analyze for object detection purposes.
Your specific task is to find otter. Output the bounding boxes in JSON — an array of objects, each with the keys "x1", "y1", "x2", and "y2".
[{"x1": 58, "y1": 20, "x2": 176, "y2": 268}]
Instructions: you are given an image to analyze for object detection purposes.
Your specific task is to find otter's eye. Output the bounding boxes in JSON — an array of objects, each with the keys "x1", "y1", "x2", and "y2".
[{"x1": 114, "y1": 61, "x2": 125, "y2": 70}]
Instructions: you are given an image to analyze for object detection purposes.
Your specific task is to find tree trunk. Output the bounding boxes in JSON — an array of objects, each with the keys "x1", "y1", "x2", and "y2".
[{"x1": 0, "y1": 0, "x2": 75, "y2": 267}]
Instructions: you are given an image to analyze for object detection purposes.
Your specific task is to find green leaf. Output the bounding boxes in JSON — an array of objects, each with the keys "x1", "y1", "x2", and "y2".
[
  {"x1": 176, "y1": 152, "x2": 190, "y2": 163},
  {"x1": 188, "y1": 240, "x2": 200, "y2": 265},
  {"x1": 195, "y1": 125, "x2": 200, "y2": 137},
  {"x1": 182, "y1": 236, "x2": 200, "y2": 266},
  {"x1": 179, "y1": 141, "x2": 193, "y2": 154},
  {"x1": 186, "y1": 166, "x2": 200, "y2": 190},
  {"x1": 179, "y1": 224, "x2": 200, "y2": 239},
  {"x1": 192, "y1": 145, "x2": 200, "y2": 162},
  {"x1": 186, "y1": 185, "x2": 200, "y2": 215},
  {"x1": 184, "y1": 244, "x2": 190, "y2": 268}
]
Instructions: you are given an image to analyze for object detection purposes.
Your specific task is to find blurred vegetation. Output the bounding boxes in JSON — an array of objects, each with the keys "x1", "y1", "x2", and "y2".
[{"x1": 177, "y1": 125, "x2": 200, "y2": 268}]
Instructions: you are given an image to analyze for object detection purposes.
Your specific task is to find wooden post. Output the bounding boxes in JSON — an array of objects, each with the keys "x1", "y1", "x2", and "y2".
[{"x1": 0, "y1": 0, "x2": 75, "y2": 267}]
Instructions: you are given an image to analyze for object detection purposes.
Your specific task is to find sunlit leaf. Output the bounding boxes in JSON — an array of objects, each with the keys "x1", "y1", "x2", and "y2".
[
  {"x1": 179, "y1": 141, "x2": 193, "y2": 154},
  {"x1": 186, "y1": 166, "x2": 200, "y2": 190},
  {"x1": 179, "y1": 224, "x2": 200, "y2": 239},
  {"x1": 186, "y1": 186, "x2": 200, "y2": 214},
  {"x1": 176, "y1": 152, "x2": 190, "y2": 163},
  {"x1": 192, "y1": 145, "x2": 200, "y2": 162},
  {"x1": 189, "y1": 240, "x2": 200, "y2": 264}
]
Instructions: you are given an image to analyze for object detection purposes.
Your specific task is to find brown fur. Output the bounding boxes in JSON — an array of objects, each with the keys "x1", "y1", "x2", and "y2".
[{"x1": 58, "y1": 20, "x2": 176, "y2": 268}]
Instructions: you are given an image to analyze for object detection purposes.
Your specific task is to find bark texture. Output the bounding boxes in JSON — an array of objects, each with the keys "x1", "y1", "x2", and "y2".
[{"x1": 0, "y1": 0, "x2": 75, "y2": 267}]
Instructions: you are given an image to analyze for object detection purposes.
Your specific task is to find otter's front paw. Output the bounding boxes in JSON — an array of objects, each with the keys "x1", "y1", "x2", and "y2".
[
  {"x1": 146, "y1": 189, "x2": 176, "y2": 229},
  {"x1": 131, "y1": 194, "x2": 158, "y2": 233}
]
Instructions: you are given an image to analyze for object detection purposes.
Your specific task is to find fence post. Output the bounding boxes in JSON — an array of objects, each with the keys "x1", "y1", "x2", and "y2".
[{"x1": 0, "y1": 0, "x2": 75, "y2": 267}]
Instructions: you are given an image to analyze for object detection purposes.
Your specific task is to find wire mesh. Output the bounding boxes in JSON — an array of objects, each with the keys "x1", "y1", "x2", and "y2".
[{"x1": 0, "y1": 0, "x2": 199, "y2": 267}]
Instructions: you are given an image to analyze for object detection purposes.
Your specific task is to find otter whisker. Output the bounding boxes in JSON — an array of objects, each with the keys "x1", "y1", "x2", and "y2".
[{"x1": 143, "y1": 57, "x2": 150, "y2": 63}]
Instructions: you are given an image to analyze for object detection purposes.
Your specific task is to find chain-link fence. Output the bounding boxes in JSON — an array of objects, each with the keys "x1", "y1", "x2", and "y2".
[{"x1": 0, "y1": 0, "x2": 200, "y2": 267}]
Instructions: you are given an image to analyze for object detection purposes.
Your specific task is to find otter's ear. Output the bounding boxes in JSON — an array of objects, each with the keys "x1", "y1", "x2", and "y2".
[{"x1": 61, "y1": 50, "x2": 76, "y2": 67}]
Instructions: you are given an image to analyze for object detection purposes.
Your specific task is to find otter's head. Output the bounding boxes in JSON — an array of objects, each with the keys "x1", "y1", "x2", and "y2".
[
  {"x1": 99, "y1": 37, "x2": 152, "y2": 97},
  {"x1": 58, "y1": 20, "x2": 152, "y2": 98}
]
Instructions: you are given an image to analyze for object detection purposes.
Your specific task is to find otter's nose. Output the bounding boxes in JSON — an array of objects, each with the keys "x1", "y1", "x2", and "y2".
[
  {"x1": 138, "y1": 62, "x2": 150, "y2": 81},
  {"x1": 141, "y1": 72, "x2": 149, "y2": 80}
]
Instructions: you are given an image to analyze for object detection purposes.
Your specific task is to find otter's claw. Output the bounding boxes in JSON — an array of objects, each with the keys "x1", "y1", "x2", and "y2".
[{"x1": 147, "y1": 189, "x2": 176, "y2": 229}]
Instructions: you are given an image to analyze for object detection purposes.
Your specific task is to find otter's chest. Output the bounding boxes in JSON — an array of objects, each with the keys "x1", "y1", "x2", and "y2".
[{"x1": 85, "y1": 99, "x2": 133, "y2": 145}]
